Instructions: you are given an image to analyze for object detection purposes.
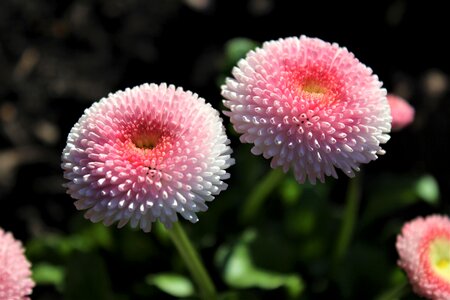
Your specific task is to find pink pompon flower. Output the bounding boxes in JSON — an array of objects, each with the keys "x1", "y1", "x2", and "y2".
[
  {"x1": 396, "y1": 215, "x2": 450, "y2": 299},
  {"x1": 0, "y1": 228, "x2": 34, "y2": 300},
  {"x1": 222, "y1": 36, "x2": 391, "y2": 184},
  {"x1": 387, "y1": 94, "x2": 415, "y2": 131},
  {"x1": 62, "y1": 83, "x2": 234, "y2": 232}
]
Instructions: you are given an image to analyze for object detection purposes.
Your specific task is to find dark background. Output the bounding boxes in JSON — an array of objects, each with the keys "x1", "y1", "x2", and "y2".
[{"x1": 1, "y1": 0, "x2": 449, "y2": 299}]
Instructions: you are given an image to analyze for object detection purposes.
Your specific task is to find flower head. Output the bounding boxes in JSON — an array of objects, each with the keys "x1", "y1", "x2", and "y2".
[
  {"x1": 222, "y1": 36, "x2": 391, "y2": 184},
  {"x1": 62, "y1": 83, "x2": 234, "y2": 232},
  {"x1": 0, "y1": 228, "x2": 34, "y2": 300},
  {"x1": 396, "y1": 215, "x2": 450, "y2": 299},
  {"x1": 387, "y1": 94, "x2": 415, "y2": 130}
]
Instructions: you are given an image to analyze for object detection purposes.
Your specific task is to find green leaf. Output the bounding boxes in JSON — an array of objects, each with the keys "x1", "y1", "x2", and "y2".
[
  {"x1": 65, "y1": 222, "x2": 113, "y2": 253},
  {"x1": 361, "y1": 174, "x2": 440, "y2": 227},
  {"x1": 224, "y1": 38, "x2": 259, "y2": 66},
  {"x1": 26, "y1": 222, "x2": 113, "y2": 259},
  {"x1": 219, "y1": 230, "x2": 304, "y2": 298},
  {"x1": 416, "y1": 175, "x2": 439, "y2": 204},
  {"x1": 32, "y1": 262, "x2": 64, "y2": 289},
  {"x1": 280, "y1": 176, "x2": 303, "y2": 206},
  {"x1": 146, "y1": 273, "x2": 194, "y2": 298}
]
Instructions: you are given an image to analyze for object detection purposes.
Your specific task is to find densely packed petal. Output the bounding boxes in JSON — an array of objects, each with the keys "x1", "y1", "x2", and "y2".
[
  {"x1": 62, "y1": 83, "x2": 234, "y2": 232},
  {"x1": 222, "y1": 36, "x2": 391, "y2": 183},
  {"x1": 0, "y1": 228, "x2": 34, "y2": 300},
  {"x1": 396, "y1": 215, "x2": 450, "y2": 300}
]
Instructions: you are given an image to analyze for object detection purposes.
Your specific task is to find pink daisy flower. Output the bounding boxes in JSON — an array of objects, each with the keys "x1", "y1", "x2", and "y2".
[
  {"x1": 222, "y1": 36, "x2": 391, "y2": 184},
  {"x1": 396, "y1": 215, "x2": 450, "y2": 299},
  {"x1": 0, "y1": 228, "x2": 34, "y2": 300},
  {"x1": 62, "y1": 83, "x2": 234, "y2": 232},
  {"x1": 387, "y1": 94, "x2": 415, "y2": 131}
]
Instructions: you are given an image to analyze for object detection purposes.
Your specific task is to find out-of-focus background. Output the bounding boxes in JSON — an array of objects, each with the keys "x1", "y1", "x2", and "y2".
[{"x1": 0, "y1": 0, "x2": 449, "y2": 299}]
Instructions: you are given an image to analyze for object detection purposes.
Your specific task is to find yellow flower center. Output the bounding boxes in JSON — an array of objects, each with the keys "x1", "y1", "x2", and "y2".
[
  {"x1": 301, "y1": 79, "x2": 327, "y2": 96},
  {"x1": 132, "y1": 133, "x2": 160, "y2": 150},
  {"x1": 429, "y1": 237, "x2": 450, "y2": 282}
]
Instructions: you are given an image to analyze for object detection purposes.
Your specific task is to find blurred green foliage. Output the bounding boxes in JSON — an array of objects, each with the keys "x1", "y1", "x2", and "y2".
[
  {"x1": 28, "y1": 169, "x2": 436, "y2": 298},
  {"x1": 32, "y1": 263, "x2": 64, "y2": 290},
  {"x1": 216, "y1": 230, "x2": 303, "y2": 298},
  {"x1": 24, "y1": 38, "x2": 444, "y2": 300},
  {"x1": 64, "y1": 252, "x2": 114, "y2": 300},
  {"x1": 146, "y1": 273, "x2": 194, "y2": 297},
  {"x1": 361, "y1": 174, "x2": 441, "y2": 228}
]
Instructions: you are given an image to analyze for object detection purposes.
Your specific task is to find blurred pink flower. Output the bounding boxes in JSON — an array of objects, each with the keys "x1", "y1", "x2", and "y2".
[
  {"x1": 62, "y1": 83, "x2": 234, "y2": 232},
  {"x1": 222, "y1": 36, "x2": 391, "y2": 184},
  {"x1": 387, "y1": 94, "x2": 415, "y2": 130},
  {"x1": 0, "y1": 228, "x2": 34, "y2": 300},
  {"x1": 396, "y1": 215, "x2": 450, "y2": 299}
]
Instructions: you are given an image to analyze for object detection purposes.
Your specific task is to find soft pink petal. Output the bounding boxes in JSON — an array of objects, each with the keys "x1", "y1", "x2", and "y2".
[
  {"x1": 0, "y1": 228, "x2": 34, "y2": 300},
  {"x1": 62, "y1": 83, "x2": 234, "y2": 232},
  {"x1": 387, "y1": 94, "x2": 415, "y2": 130},
  {"x1": 396, "y1": 215, "x2": 450, "y2": 299},
  {"x1": 222, "y1": 36, "x2": 391, "y2": 184}
]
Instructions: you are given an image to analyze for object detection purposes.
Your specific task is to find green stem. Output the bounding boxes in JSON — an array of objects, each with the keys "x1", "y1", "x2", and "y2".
[
  {"x1": 239, "y1": 168, "x2": 285, "y2": 224},
  {"x1": 333, "y1": 176, "x2": 361, "y2": 265},
  {"x1": 168, "y1": 222, "x2": 217, "y2": 300}
]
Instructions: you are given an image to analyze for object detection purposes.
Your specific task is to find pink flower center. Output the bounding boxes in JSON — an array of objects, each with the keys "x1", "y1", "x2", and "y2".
[
  {"x1": 288, "y1": 64, "x2": 343, "y2": 107},
  {"x1": 115, "y1": 118, "x2": 180, "y2": 170}
]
